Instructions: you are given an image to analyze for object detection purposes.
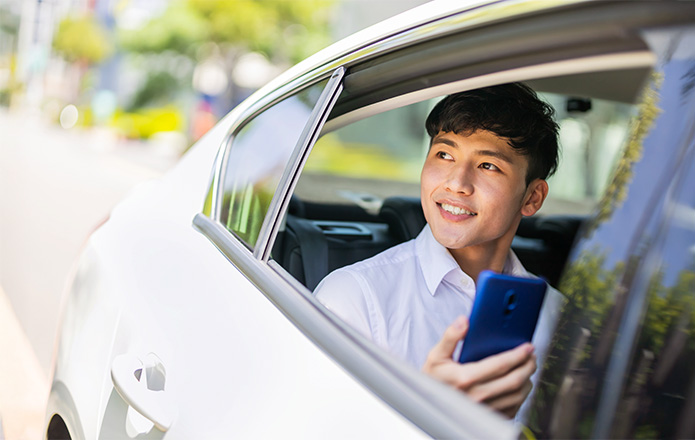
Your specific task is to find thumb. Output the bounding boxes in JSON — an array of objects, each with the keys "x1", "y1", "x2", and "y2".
[{"x1": 429, "y1": 316, "x2": 469, "y2": 362}]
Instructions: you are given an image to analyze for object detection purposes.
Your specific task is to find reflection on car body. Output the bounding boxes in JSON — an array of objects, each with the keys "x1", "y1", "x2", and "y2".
[{"x1": 46, "y1": 1, "x2": 695, "y2": 439}]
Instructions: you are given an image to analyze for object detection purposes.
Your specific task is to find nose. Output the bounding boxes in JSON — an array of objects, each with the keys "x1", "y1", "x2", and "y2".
[{"x1": 445, "y1": 165, "x2": 474, "y2": 194}]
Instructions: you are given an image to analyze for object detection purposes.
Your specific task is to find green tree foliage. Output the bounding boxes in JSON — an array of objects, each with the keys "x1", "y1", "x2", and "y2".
[
  {"x1": 560, "y1": 249, "x2": 620, "y2": 333},
  {"x1": 119, "y1": 0, "x2": 333, "y2": 64},
  {"x1": 127, "y1": 71, "x2": 180, "y2": 111},
  {"x1": 118, "y1": 2, "x2": 210, "y2": 55},
  {"x1": 532, "y1": 251, "x2": 695, "y2": 438},
  {"x1": 586, "y1": 73, "x2": 663, "y2": 236},
  {"x1": 528, "y1": 250, "x2": 623, "y2": 435},
  {"x1": 52, "y1": 15, "x2": 113, "y2": 64},
  {"x1": 640, "y1": 268, "x2": 695, "y2": 355}
]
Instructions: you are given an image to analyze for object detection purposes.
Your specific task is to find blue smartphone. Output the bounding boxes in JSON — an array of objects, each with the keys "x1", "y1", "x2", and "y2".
[{"x1": 457, "y1": 270, "x2": 547, "y2": 363}]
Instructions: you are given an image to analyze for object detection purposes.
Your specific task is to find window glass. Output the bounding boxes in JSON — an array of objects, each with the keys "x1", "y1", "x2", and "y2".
[
  {"x1": 529, "y1": 55, "x2": 695, "y2": 438},
  {"x1": 274, "y1": 75, "x2": 646, "y2": 293},
  {"x1": 619, "y1": 145, "x2": 695, "y2": 439},
  {"x1": 220, "y1": 80, "x2": 327, "y2": 248}
]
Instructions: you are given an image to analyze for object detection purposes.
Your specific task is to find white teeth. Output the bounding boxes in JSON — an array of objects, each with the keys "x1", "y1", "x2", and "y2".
[{"x1": 441, "y1": 203, "x2": 476, "y2": 216}]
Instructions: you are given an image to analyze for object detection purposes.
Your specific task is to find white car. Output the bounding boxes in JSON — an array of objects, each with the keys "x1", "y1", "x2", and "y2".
[{"x1": 46, "y1": 1, "x2": 695, "y2": 438}]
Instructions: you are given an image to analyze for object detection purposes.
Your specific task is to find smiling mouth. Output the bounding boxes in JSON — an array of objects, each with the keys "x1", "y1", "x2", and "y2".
[{"x1": 439, "y1": 203, "x2": 477, "y2": 216}]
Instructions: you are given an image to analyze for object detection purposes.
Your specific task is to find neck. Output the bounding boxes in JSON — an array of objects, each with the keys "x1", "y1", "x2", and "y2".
[{"x1": 448, "y1": 231, "x2": 516, "y2": 283}]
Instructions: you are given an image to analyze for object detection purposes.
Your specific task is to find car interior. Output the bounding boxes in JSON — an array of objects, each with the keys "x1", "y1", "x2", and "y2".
[{"x1": 270, "y1": 65, "x2": 653, "y2": 292}]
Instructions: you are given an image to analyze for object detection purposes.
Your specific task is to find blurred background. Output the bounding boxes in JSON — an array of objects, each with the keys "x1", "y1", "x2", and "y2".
[{"x1": 0, "y1": 0, "x2": 428, "y2": 438}]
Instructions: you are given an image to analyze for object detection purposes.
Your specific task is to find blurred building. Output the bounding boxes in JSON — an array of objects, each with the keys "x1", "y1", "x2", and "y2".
[{"x1": 7, "y1": 0, "x2": 428, "y2": 133}]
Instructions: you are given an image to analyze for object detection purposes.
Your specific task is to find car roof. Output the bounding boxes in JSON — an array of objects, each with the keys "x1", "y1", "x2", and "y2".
[
  {"x1": 223, "y1": 0, "x2": 695, "y2": 137},
  {"x1": 230, "y1": 0, "x2": 590, "y2": 119}
]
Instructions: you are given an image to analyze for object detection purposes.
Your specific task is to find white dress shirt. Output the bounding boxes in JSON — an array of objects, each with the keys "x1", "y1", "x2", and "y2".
[{"x1": 315, "y1": 224, "x2": 565, "y2": 418}]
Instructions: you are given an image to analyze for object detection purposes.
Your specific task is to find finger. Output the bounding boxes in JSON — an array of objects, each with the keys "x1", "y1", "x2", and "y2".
[
  {"x1": 424, "y1": 316, "x2": 468, "y2": 367},
  {"x1": 424, "y1": 361, "x2": 479, "y2": 389},
  {"x1": 485, "y1": 378, "x2": 534, "y2": 418},
  {"x1": 468, "y1": 354, "x2": 537, "y2": 403},
  {"x1": 426, "y1": 351, "x2": 535, "y2": 394},
  {"x1": 457, "y1": 343, "x2": 535, "y2": 387}
]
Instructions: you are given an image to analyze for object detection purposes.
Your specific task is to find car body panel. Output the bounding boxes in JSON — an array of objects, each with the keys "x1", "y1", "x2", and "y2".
[
  {"x1": 46, "y1": 1, "x2": 695, "y2": 439},
  {"x1": 47, "y1": 89, "x2": 433, "y2": 438}
]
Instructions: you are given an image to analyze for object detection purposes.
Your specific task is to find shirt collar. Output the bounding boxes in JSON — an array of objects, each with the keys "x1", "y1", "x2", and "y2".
[
  {"x1": 415, "y1": 224, "x2": 530, "y2": 296},
  {"x1": 504, "y1": 247, "x2": 529, "y2": 277},
  {"x1": 415, "y1": 225, "x2": 462, "y2": 296}
]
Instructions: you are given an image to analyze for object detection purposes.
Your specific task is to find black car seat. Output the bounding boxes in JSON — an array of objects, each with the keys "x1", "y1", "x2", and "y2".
[{"x1": 275, "y1": 197, "x2": 399, "y2": 290}]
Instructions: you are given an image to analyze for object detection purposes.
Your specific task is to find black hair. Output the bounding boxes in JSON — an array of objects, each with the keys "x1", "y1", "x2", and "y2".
[{"x1": 425, "y1": 83, "x2": 559, "y2": 184}]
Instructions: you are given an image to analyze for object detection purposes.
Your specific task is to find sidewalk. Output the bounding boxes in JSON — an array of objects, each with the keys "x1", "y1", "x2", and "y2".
[{"x1": 0, "y1": 286, "x2": 51, "y2": 439}]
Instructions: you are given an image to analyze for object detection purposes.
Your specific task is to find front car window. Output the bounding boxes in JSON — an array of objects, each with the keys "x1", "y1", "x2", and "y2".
[{"x1": 219, "y1": 80, "x2": 327, "y2": 248}]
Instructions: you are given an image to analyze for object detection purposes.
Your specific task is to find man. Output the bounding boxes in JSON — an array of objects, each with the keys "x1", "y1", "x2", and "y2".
[{"x1": 315, "y1": 83, "x2": 565, "y2": 418}]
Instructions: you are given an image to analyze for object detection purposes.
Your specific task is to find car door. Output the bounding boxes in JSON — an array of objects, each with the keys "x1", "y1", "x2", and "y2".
[
  {"x1": 97, "y1": 67, "x2": 425, "y2": 439},
  {"x1": 194, "y1": 2, "x2": 695, "y2": 439}
]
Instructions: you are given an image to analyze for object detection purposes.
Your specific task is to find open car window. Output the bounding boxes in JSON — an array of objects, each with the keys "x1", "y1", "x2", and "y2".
[
  {"x1": 273, "y1": 68, "x2": 648, "y2": 292},
  {"x1": 294, "y1": 91, "x2": 637, "y2": 217}
]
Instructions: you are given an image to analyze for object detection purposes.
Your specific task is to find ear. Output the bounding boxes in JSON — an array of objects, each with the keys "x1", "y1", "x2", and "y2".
[{"x1": 521, "y1": 179, "x2": 548, "y2": 217}]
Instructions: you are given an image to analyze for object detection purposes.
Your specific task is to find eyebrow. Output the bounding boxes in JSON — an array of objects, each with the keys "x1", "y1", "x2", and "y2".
[
  {"x1": 475, "y1": 149, "x2": 515, "y2": 165},
  {"x1": 431, "y1": 136, "x2": 515, "y2": 165}
]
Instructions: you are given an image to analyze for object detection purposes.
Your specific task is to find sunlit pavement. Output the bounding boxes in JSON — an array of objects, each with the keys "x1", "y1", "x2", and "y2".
[
  {"x1": 0, "y1": 285, "x2": 46, "y2": 440},
  {"x1": 0, "y1": 108, "x2": 181, "y2": 438}
]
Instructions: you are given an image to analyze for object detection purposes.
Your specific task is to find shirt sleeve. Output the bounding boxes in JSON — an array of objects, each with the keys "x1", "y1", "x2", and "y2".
[{"x1": 314, "y1": 269, "x2": 374, "y2": 341}]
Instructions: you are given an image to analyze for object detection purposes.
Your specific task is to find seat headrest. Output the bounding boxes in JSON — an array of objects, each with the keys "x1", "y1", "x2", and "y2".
[{"x1": 379, "y1": 197, "x2": 426, "y2": 242}]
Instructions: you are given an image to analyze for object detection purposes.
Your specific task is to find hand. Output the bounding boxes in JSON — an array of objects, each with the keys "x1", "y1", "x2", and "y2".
[{"x1": 422, "y1": 315, "x2": 537, "y2": 418}]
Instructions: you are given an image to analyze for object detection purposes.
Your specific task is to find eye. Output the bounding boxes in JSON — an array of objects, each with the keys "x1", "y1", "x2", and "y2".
[
  {"x1": 436, "y1": 151, "x2": 453, "y2": 160},
  {"x1": 480, "y1": 162, "x2": 500, "y2": 171}
]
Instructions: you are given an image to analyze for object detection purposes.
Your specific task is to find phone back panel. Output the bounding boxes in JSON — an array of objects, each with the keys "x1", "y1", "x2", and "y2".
[{"x1": 458, "y1": 271, "x2": 547, "y2": 363}]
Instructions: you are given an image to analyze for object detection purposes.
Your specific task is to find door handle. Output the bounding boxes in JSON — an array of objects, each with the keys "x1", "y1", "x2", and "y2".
[{"x1": 110, "y1": 353, "x2": 175, "y2": 432}]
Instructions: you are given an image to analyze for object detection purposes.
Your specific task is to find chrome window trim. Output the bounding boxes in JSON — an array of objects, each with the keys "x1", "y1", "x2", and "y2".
[
  {"x1": 225, "y1": 0, "x2": 590, "y2": 119},
  {"x1": 192, "y1": 213, "x2": 516, "y2": 439},
  {"x1": 254, "y1": 67, "x2": 345, "y2": 261},
  {"x1": 210, "y1": 128, "x2": 235, "y2": 222}
]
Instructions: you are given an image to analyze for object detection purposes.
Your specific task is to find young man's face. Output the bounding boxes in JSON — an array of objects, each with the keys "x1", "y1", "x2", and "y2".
[{"x1": 420, "y1": 130, "x2": 547, "y2": 261}]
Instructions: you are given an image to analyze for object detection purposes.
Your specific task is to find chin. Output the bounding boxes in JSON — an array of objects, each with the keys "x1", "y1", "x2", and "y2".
[{"x1": 431, "y1": 228, "x2": 474, "y2": 250}]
